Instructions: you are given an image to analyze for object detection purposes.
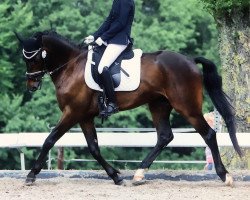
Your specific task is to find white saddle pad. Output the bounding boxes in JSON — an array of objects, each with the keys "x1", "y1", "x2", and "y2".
[{"x1": 85, "y1": 47, "x2": 143, "y2": 91}]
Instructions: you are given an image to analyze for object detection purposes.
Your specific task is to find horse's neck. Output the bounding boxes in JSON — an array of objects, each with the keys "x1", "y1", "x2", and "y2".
[
  {"x1": 50, "y1": 49, "x2": 87, "y2": 87},
  {"x1": 44, "y1": 36, "x2": 78, "y2": 71}
]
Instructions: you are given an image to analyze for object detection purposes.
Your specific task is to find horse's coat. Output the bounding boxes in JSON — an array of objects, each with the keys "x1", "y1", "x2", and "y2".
[{"x1": 15, "y1": 31, "x2": 242, "y2": 186}]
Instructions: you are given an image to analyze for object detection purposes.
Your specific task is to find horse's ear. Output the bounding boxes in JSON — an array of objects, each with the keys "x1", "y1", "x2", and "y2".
[{"x1": 14, "y1": 31, "x2": 24, "y2": 44}]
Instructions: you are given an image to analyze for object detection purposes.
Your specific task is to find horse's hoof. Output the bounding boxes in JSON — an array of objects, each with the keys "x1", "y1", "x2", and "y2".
[
  {"x1": 225, "y1": 173, "x2": 234, "y2": 187},
  {"x1": 114, "y1": 176, "x2": 124, "y2": 186},
  {"x1": 25, "y1": 177, "x2": 36, "y2": 186},
  {"x1": 132, "y1": 178, "x2": 146, "y2": 186},
  {"x1": 25, "y1": 172, "x2": 36, "y2": 186},
  {"x1": 132, "y1": 168, "x2": 147, "y2": 186},
  {"x1": 115, "y1": 179, "x2": 127, "y2": 186}
]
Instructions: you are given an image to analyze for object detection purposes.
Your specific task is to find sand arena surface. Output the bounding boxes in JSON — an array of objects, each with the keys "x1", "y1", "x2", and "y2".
[{"x1": 0, "y1": 170, "x2": 249, "y2": 200}]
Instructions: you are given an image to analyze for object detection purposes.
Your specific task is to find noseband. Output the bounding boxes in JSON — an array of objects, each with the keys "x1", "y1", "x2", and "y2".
[{"x1": 26, "y1": 70, "x2": 46, "y2": 81}]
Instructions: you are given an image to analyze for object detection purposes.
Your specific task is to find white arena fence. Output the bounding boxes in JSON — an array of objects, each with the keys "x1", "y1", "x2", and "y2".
[{"x1": 0, "y1": 128, "x2": 249, "y2": 170}]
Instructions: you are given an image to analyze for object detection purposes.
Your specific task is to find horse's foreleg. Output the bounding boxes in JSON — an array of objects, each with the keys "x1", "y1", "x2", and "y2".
[
  {"x1": 26, "y1": 112, "x2": 75, "y2": 185},
  {"x1": 80, "y1": 120, "x2": 124, "y2": 185},
  {"x1": 133, "y1": 98, "x2": 173, "y2": 185}
]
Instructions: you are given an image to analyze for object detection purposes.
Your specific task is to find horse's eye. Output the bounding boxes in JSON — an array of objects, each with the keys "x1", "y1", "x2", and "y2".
[
  {"x1": 34, "y1": 54, "x2": 41, "y2": 61},
  {"x1": 27, "y1": 55, "x2": 40, "y2": 63},
  {"x1": 25, "y1": 58, "x2": 36, "y2": 69}
]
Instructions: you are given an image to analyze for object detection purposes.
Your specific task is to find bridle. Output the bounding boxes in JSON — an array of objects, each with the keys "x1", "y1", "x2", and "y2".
[
  {"x1": 24, "y1": 46, "x2": 88, "y2": 90},
  {"x1": 23, "y1": 48, "x2": 47, "y2": 90}
]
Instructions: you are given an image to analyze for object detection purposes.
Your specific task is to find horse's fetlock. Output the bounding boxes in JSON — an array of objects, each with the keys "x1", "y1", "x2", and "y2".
[
  {"x1": 106, "y1": 168, "x2": 117, "y2": 177},
  {"x1": 31, "y1": 166, "x2": 41, "y2": 175},
  {"x1": 215, "y1": 166, "x2": 228, "y2": 182}
]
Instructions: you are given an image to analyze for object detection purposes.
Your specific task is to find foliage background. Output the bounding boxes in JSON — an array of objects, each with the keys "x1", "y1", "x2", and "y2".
[{"x1": 0, "y1": 0, "x2": 220, "y2": 170}]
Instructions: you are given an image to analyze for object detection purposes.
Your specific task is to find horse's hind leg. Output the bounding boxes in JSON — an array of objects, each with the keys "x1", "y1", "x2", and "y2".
[
  {"x1": 184, "y1": 113, "x2": 233, "y2": 185},
  {"x1": 79, "y1": 119, "x2": 124, "y2": 185},
  {"x1": 133, "y1": 97, "x2": 173, "y2": 185}
]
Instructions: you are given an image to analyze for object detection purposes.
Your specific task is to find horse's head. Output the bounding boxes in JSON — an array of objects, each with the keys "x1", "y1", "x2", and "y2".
[
  {"x1": 15, "y1": 31, "x2": 47, "y2": 92},
  {"x1": 16, "y1": 31, "x2": 84, "y2": 92}
]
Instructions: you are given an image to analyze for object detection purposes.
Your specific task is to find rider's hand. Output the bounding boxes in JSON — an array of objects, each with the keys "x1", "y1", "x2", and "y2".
[
  {"x1": 84, "y1": 35, "x2": 94, "y2": 44},
  {"x1": 95, "y1": 37, "x2": 107, "y2": 46}
]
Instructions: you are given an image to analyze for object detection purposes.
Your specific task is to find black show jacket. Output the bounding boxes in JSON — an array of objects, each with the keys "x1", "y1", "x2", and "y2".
[{"x1": 93, "y1": 0, "x2": 135, "y2": 45}]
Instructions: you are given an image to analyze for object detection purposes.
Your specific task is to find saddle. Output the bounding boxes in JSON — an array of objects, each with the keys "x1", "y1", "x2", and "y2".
[
  {"x1": 85, "y1": 44, "x2": 142, "y2": 120},
  {"x1": 91, "y1": 44, "x2": 134, "y2": 88}
]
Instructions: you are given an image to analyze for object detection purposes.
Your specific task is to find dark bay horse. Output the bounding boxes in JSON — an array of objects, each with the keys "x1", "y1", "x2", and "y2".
[{"x1": 15, "y1": 31, "x2": 242, "y2": 186}]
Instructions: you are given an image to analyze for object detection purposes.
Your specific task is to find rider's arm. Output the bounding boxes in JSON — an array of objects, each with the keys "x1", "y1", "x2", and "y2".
[{"x1": 100, "y1": 0, "x2": 133, "y2": 41}]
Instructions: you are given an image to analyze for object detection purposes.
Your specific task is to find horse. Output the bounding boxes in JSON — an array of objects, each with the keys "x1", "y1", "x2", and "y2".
[{"x1": 15, "y1": 30, "x2": 242, "y2": 186}]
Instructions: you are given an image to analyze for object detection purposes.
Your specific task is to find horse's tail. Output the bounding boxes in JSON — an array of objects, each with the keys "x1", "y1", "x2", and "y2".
[{"x1": 194, "y1": 57, "x2": 242, "y2": 157}]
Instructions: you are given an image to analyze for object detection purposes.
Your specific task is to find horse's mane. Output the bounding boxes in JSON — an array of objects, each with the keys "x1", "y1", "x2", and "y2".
[{"x1": 32, "y1": 30, "x2": 88, "y2": 51}]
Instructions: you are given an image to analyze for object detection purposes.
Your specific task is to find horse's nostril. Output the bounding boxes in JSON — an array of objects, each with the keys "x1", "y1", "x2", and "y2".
[{"x1": 29, "y1": 86, "x2": 38, "y2": 92}]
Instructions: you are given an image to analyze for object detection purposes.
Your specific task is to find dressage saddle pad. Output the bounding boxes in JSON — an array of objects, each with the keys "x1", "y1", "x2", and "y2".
[{"x1": 85, "y1": 45, "x2": 143, "y2": 92}]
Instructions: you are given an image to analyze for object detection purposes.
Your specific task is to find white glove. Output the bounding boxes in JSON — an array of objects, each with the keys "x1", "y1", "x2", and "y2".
[
  {"x1": 84, "y1": 35, "x2": 94, "y2": 44},
  {"x1": 95, "y1": 37, "x2": 107, "y2": 46}
]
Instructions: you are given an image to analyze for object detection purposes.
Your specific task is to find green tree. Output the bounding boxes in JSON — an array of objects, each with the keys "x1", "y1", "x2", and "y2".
[
  {"x1": 0, "y1": 1, "x2": 33, "y2": 94},
  {"x1": 2, "y1": 79, "x2": 60, "y2": 132},
  {"x1": 0, "y1": 0, "x2": 34, "y2": 131},
  {"x1": 200, "y1": 0, "x2": 249, "y2": 132},
  {"x1": 200, "y1": 0, "x2": 250, "y2": 169}
]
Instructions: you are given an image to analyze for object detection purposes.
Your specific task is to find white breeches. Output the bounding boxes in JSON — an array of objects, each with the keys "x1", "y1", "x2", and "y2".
[{"x1": 98, "y1": 44, "x2": 127, "y2": 74}]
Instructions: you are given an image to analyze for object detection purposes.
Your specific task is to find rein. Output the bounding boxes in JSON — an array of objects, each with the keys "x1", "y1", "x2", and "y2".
[{"x1": 48, "y1": 52, "x2": 84, "y2": 76}]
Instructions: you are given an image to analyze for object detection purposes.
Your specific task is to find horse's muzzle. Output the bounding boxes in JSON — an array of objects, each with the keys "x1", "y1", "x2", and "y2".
[{"x1": 26, "y1": 80, "x2": 42, "y2": 92}]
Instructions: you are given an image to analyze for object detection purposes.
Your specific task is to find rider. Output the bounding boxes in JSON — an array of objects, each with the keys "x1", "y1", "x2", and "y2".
[{"x1": 84, "y1": 0, "x2": 135, "y2": 116}]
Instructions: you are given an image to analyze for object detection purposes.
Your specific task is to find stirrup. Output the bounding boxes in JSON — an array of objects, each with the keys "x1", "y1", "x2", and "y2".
[
  {"x1": 107, "y1": 103, "x2": 119, "y2": 114},
  {"x1": 100, "y1": 102, "x2": 119, "y2": 117}
]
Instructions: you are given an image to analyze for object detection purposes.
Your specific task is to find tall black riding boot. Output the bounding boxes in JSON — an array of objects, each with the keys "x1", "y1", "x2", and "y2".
[{"x1": 100, "y1": 67, "x2": 119, "y2": 116}]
